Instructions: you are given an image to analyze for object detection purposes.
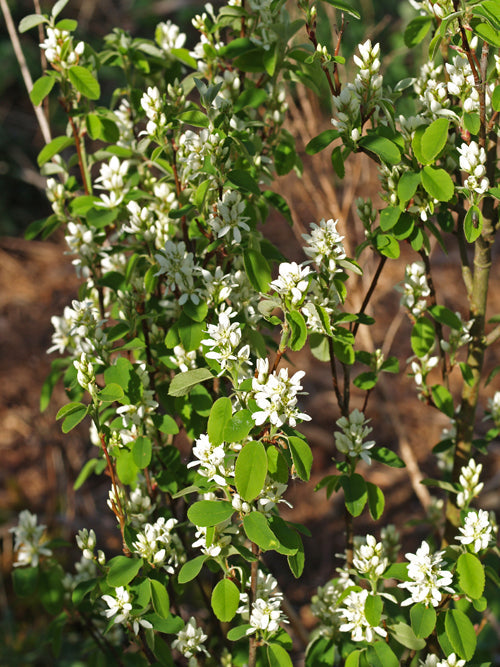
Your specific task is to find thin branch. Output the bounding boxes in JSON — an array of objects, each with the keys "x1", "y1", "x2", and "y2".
[
  {"x1": 0, "y1": 0, "x2": 52, "y2": 144},
  {"x1": 352, "y1": 254, "x2": 387, "y2": 339}
]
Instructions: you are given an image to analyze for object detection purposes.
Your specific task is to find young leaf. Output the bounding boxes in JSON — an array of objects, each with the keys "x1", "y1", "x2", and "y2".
[
  {"x1": 207, "y1": 397, "x2": 232, "y2": 447},
  {"x1": 51, "y1": 0, "x2": 69, "y2": 19},
  {"x1": 411, "y1": 317, "x2": 435, "y2": 358},
  {"x1": 107, "y1": 556, "x2": 143, "y2": 587},
  {"x1": 235, "y1": 440, "x2": 268, "y2": 502},
  {"x1": 366, "y1": 482, "x2": 385, "y2": 520},
  {"x1": 286, "y1": 310, "x2": 307, "y2": 351},
  {"x1": 444, "y1": 609, "x2": 477, "y2": 661},
  {"x1": 421, "y1": 166, "x2": 454, "y2": 202},
  {"x1": 227, "y1": 169, "x2": 260, "y2": 196},
  {"x1": 457, "y1": 552, "x2": 485, "y2": 599},
  {"x1": 389, "y1": 622, "x2": 426, "y2": 650},
  {"x1": 420, "y1": 118, "x2": 449, "y2": 163},
  {"x1": 370, "y1": 447, "x2": 405, "y2": 468},
  {"x1": 464, "y1": 205, "x2": 482, "y2": 243},
  {"x1": 19, "y1": 14, "x2": 48, "y2": 33},
  {"x1": 150, "y1": 579, "x2": 170, "y2": 619},
  {"x1": 428, "y1": 305, "x2": 462, "y2": 330},
  {"x1": 404, "y1": 16, "x2": 433, "y2": 47},
  {"x1": 288, "y1": 436, "x2": 313, "y2": 482},
  {"x1": 37, "y1": 136, "x2": 74, "y2": 166},
  {"x1": 359, "y1": 134, "x2": 401, "y2": 165},
  {"x1": 305, "y1": 129, "x2": 340, "y2": 155},
  {"x1": 132, "y1": 436, "x2": 152, "y2": 469},
  {"x1": 187, "y1": 501, "x2": 234, "y2": 527},
  {"x1": 364, "y1": 594, "x2": 383, "y2": 626},
  {"x1": 431, "y1": 384, "x2": 454, "y2": 418},
  {"x1": 168, "y1": 368, "x2": 213, "y2": 397},
  {"x1": 61, "y1": 404, "x2": 88, "y2": 433},
  {"x1": 223, "y1": 410, "x2": 254, "y2": 442},
  {"x1": 340, "y1": 474, "x2": 367, "y2": 517},
  {"x1": 243, "y1": 249, "x2": 271, "y2": 293},
  {"x1": 30, "y1": 76, "x2": 56, "y2": 106},
  {"x1": 288, "y1": 540, "x2": 305, "y2": 578},
  {"x1": 410, "y1": 602, "x2": 436, "y2": 638},
  {"x1": 98, "y1": 383, "x2": 124, "y2": 403},
  {"x1": 178, "y1": 555, "x2": 207, "y2": 584},
  {"x1": 243, "y1": 512, "x2": 279, "y2": 551},
  {"x1": 68, "y1": 66, "x2": 100, "y2": 100},
  {"x1": 211, "y1": 578, "x2": 240, "y2": 622},
  {"x1": 379, "y1": 207, "x2": 401, "y2": 231},
  {"x1": 267, "y1": 644, "x2": 293, "y2": 667},
  {"x1": 319, "y1": 0, "x2": 361, "y2": 19}
]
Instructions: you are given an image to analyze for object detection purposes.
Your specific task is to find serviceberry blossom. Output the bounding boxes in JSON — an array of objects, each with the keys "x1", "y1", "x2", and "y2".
[
  {"x1": 456, "y1": 459, "x2": 483, "y2": 508},
  {"x1": 208, "y1": 190, "x2": 250, "y2": 244},
  {"x1": 238, "y1": 571, "x2": 282, "y2": 617},
  {"x1": 76, "y1": 528, "x2": 97, "y2": 560},
  {"x1": 202, "y1": 307, "x2": 248, "y2": 372},
  {"x1": 302, "y1": 218, "x2": 346, "y2": 273},
  {"x1": 457, "y1": 509, "x2": 493, "y2": 553},
  {"x1": 353, "y1": 534, "x2": 388, "y2": 580},
  {"x1": 46, "y1": 177, "x2": 66, "y2": 216},
  {"x1": 155, "y1": 20, "x2": 186, "y2": 52},
  {"x1": 338, "y1": 589, "x2": 387, "y2": 642},
  {"x1": 437, "y1": 654, "x2": 466, "y2": 667},
  {"x1": 457, "y1": 141, "x2": 489, "y2": 197},
  {"x1": 410, "y1": 353, "x2": 439, "y2": 399},
  {"x1": 140, "y1": 86, "x2": 166, "y2": 136},
  {"x1": 440, "y1": 314, "x2": 473, "y2": 360},
  {"x1": 332, "y1": 84, "x2": 360, "y2": 140},
  {"x1": 65, "y1": 221, "x2": 97, "y2": 275},
  {"x1": 187, "y1": 433, "x2": 229, "y2": 485},
  {"x1": 155, "y1": 240, "x2": 200, "y2": 305},
  {"x1": 353, "y1": 40, "x2": 383, "y2": 106},
  {"x1": 269, "y1": 262, "x2": 311, "y2": 308},
  {"x1": 399, "y1": 541, "x2": 454, "y2": 607},
  {"x1": 114, "y1": 99, "x2": 135, "y2": 148},
  {"x1": 310, "y1": 572, "x2": 356, "y2": 637},
  {"x1": 446, "y1": 55, "x2": 479, "y2": 113},
  {"x1": 74, "y1": 352, "x2": 98, "y2": 397},
  {"x1": 247, "y1": 597, "x2": 287, "y2": 637},
  {"x1": 10, "y1": 510, "x2": 52, "y2": 568},
  {"x1": 101, "y1": 586, "x2": 133, "y2": 625},
  {"x1": 40, "y1": 27, "x2": 84, "y2": 70},
  {"x1": 258, "y1": 480, "x2": 292, "y2": 512},
  {"x1": 169, "y1": 344, "x2": 197, "y2": 372},
  {"x1": 192, "y1": 523, "x2": 233, "y2": 558},
  {"x1": 334, "y1": 409, "x2": 376, "y2": 465},
  {"x1": 172, "y1": 617, "x2": 209, "y2": 659},
  {"x1": 123, "y1": 201, "x2": 155, "y2": 239},
  {"x1": 398, "y1": 261, "x2": 430, "y2": 318},
  {"x1": 132, "y1": 517, "x2": 180, "y2": 571},
  {"x1": 252, "y1": 363, "x2": 311, "y2": 429},
  {"x1": 94, "y1": 155, "x2": 130, "y2": 208}
]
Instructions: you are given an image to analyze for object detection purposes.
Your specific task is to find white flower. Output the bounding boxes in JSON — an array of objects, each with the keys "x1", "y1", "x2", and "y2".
[
  {"x1": 457, "y1": 141, "x2": 489, "y2": 196},
  {"x1": 488, "y1": 391, "x2": 500, "y2": 426},
  {"x1": 437, "y1": 654, "x2": 466, "y2": 667},
  {"x1": 456, "y1": 459, "x2": 483, "y2": 508},
  {"x1": 172, "y1": 617, "x2": 209, "y2": 658},
  {"x1": 76, "y1": 528, "x2": 97, "y2": 561},
  {"x1": 302, "y1": 218, "x2": 346, "y2": 273},
  {"x1": 74, "y1": 352, "x2": 98, "y2": 397},
  {"x1": 398, "y1": 261, "x2": 430, "y2": 318},
  {"x1": 155, "y1": 240, "x2": 200, "y2": 304},
  {"x1": 208, "y1": 190, "x2": 250, "y2": 244},
  {"x1": 40, "y1": 27, "x2": 84, "y2": 70},
  {"x1": 457, "y1": 509, "x2": 492, "y2": 553},
  {"x1": 338, "y1": 589, "x2": 387, "y2": 642},
  {"x1": 353, "y1": 535, "x2": 388, "y2": 579},
  {"x1": 399, "y1": 541, "x2": 454, "y2": 607},
  {"x1": 140, "y1": 86, "x2": 166, "y2": 136},
  {"x1": 334, "y1": 409, "x2": 376, "y2": 465},
  {"x1": 101, "y1": 586, "x2": 133, "y2": 624},
  {"x1": 247, "y1": 597, "x2": 287, "y2": 636},
  {"x1": 252, "y1": 366, "x2": 311, "y2": 428},
  {"x1": 155, "y1": 20, "x2": 186, "y2": 52},
  {"x1": 94, "y1": 156, "x2": 129, "y2": 207},
  {"x1": 202, "y1": 307, "x2": 242, "y2": 371},
  {"x1": 132, "y1": 517, "x2": 180, "y2": 571},
  {"x1": 10, "y1": 510, "x2": 52, "y2": 568},
  {"x1": 187, "y1": 433, "x2": 229, "y2": 485},
  {"x1": 269, "y1": 262, "x2": 311, "y2": 307}
]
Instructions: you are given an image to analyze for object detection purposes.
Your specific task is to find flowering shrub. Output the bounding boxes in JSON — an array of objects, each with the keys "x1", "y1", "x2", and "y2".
[{"x1": 9, "y1": 0, "x2": 500, "y2": 664}]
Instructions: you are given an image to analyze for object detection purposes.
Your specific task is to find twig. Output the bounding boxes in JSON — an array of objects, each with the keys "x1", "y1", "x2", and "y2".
[{"x1": 0, "y1": 0, "x2": 52, "y2": 144}]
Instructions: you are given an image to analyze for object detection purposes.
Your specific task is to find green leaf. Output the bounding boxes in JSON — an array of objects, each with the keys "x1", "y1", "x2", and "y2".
[
  {"x1": 431, "y1": 385, "x2": 454, "y2": 418},
  {"x1": 420, "y1": 118, "x2": 449, "y2": 163},
  {"x1": 30, "y1": 76, "x2": 55, "y2": 106},
  {"x1": 366, "y1": 482, "x2": 385, "y2": 520},
  {"x1": 98, "y1": 383, "x2": 124, "y2": 403},
  {"x1": 37, "y1": 136, "x2": 74, "y2": 166},
  {"x1": 464, "y1": 205, "x2": 482, "y2": 243},
  {"x1": 344, "y1": 651, "x2": 364, "y2": 667},
  {"x1": 211, "y1": 578, "x2": 240, "y2": 622},
  {"x1": 19, "y1": 14, "x2": 47, "y2": 32},
  {"x1": 68, "y1": 66, "x2": 100, "y2": 100},
  {"x1": 13, "y1": 567, "x2": 38, "y2": 597},
  {"x1": 243, "y1": 249, "x2": 271, "y2": 293},
  {"x1": 492, "y1": 85, "x2": 500, "y2": 112},
  {"x1": 51, "y1": 0, "x2": 69, "y2": 19},
  {"x1": 359, "y1": 134, "x2": 401, "y2": 165},
  {"x1": 411, "y1": 317, "x2": 435, "y2": 358},
  {"x1": 61, "y1": 404, "x2": 88, "y2": 433},
  {"x1": 178, "y1": 555, "x2": 207, "y2": 584},
  {"x1": 286, "y1": 310, "x2": 308, "y2": 351},
  {"x1": 227, "y1": 624, "x2": 253, "y2": 641},
  {"x1": 463, "y1": 112, "x2": 481, "y2": 136},
  {"x1": 132, "y1": 436, "x2": 152, "y2": 469},
  {"x1": 366, "y1": 641, "x2": 400, "y2": 667},
  {"x1": 183, "y1": 299, "x2": 208, "y2": 323},
  {"x1": 421, "y1": 166, "x2": 454, "y2": 202},
  {"x1": 457, "y1": 552, "x2": 485, "y2": 599},
  {"x1": 86, "y1": 114, "x2": 119, "y2": 143},
  {"x1": 107, "y1": 556, "x2": 143, "y2": 587},
  {"x1": 235, "y1": 441, "x2": 268, "y2": 502},
  {"x1": 370, "y1": 446, "x2": 405, "y2": 468},
  {"x1": 341, "y1": 474, "x2": 367, "y2": 517},
  {"x1": 178, "y1": 110, "x2": 209, "y2": 127},
  {"x1": 389, "y1": 622, "x2": 426, "y2": 650},
  {"x1": 267, "y1": 446, "x2": 289, "y2": 484},
  {"x1": 227, "y1": 169, "x2": 260, "y2": 195},
  {"x1": 187, "y1": 500, "x2": 234, "y2": 527},
  {"x1": 379, "y1": 207, "x2": 401, "y2": 232},
  {"x1": 404, "y1": 16, "x2": 433, "y2": 47},
  {"x1": 319, "y1": 0, "x2": 360, "y2": 19},
  {"x1": 374, "y1": 232, "x2": 400, "y2": 259},
  {"x1": 410, "y1": 602, "x2": 436, "y2": 638},
  {"x1": 72, "y1": 578, "x2": 97, "y2": 606},
  {"x1": 73, "y1": 458, "x2": 104, "y2": 490},
  {"x1": 267, "y1": 644, "x2": 293, "y2": 667},
  {"x1": 428, "y1": 305, "x2": 462, "y2": 330},
  {"x1": 305, "y1": 129, "x2": 340, "y2": 155},
  {"x1": 207, "y1": 397, "x2": 233, "y2": 447},
  {"x1": 364, "y1": 594, "x2": 383, "y2": 626},
  {"x1": 150, "y1": 579, "x2": 170, "y2": 619},
  {"x1": 234, "y1": 87, "x2": 268, "y2": 112},
  {"x1": 39, "y1": 564, "x2": 65, "y2": 615},
  {"x1": 331, "y1": 145, "x2": 345, "y2": 178},
  {"x1": 168, "y1": 368, "x2": 213, "y2": 397},
  {"x1": 445, "y1": 608, "x2": 477, "y2": 661},
  {"x1": 263, "y1": 190, "x2": 293, "y2": 226},
  {"x1": 116, "y1": 450, "x2": 139, "y2": 485},
  {"x1": 224, "y1": 410, "x2": 254, "y2": 442},
  {"x1": 243, "y1": 512, "x2": 279, "y2": 551},
  {"x1": 288, "y1": 540, "x2": 305, "y2": 578},
  {"x1": 288, "y1": 436, "x2": 313, "y2": 482}
]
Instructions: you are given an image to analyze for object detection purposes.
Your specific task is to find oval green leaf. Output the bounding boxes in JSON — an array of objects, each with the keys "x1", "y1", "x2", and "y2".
[
  {"x1": 340, "y1": 474, "x2": 367, "y2": 517},
  {"x1": 68, "y1": 66, "x2": 100, "y2": 100},
  {"x1": 288, "y1": 436, "x2": 313, "y2": 482},
  {"x1": 411, "y1": 317, "x2": 435, "y2": 358},
  {"x1": 421, "y1": 166, "x2": 454, "y2": 202},
  {"x1": 150, "y1": 579, "x2": 170, "y2": 618},
  {"x1": 235, "y1": 440, "x2": 268, "y2": 502},
  {"x1": 211, "y1": 578, "x2": 240, "y2": 622},
  {"x1": 410, "y1": 602, "x2": 436, "y2": 638},
  {"x1": 421, "y1": 118, "x2": 449, "y2": 164},
  {"x1": 243, "y1": 511, "x2": 279, "y2": 551},
  {"x1": 107, "y1": 555, "x2": 143, "y2": 587},
  {"x1": 168, "y1": 368, "x2": 213, "y2": 397},
  {"x1": 178, "y1": 555, "x2": 207, "y2": 584},
  {"x1": 208, "y1": 397, "x2": 233, "y2": 447},
  {"x1": 187, "y1": 500, "x2": 234, "y2": 527},
  {"x1": 445, "y1": 608, "x2": 477, "y2": 660},
  {"x1": 132, "y1": 436, "x2": 152, "y2": 469},
  {"x1": 457, "y1": 552, "x2": 485, "y2": 599}
]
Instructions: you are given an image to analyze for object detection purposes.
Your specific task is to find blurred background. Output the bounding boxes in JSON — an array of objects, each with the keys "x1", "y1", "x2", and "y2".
[{"x1": 3, "y1": 1, "x2": 500, "y2": 664}]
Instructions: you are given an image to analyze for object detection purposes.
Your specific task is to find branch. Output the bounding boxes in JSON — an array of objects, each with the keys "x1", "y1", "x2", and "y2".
[{"x1": 0, "y1": 0, "x2": 52, "y2": 144}]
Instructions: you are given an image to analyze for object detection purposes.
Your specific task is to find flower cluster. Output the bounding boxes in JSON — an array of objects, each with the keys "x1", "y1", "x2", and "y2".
[
  {"x1": 10, "y1": 510, "x2": 53, "y2": 568},
  {"x1": 456, "y1": 459, "x2": 483, "y2": 509},
  {"x1": 172, "y1": 617, "x2": 209, "y2": 660},
  {"x1": 302, "y1": 218, "x2": 346, "y2": 274},
  {"x1": 399, "y1": 541, "x2": 454, "y2": 607},
  {"x1": 338, "y1": 589, "x2": 387, "y2": 642},
  {"x1": 334, "y1": 409, "x2": 376, "y2": 465},
  {"x1": 352, "y1": 534, "x2": 388, "y2": 581},
  {"x1": 398, "y1": 261, "x2": 430, "y2": 319},
  {"x1": 457, "y1": 509, "x2": 493, "y2": 553},
  {"x1": 457, "y1": 141, "x2": 489, "y2": 198},
  {"x1": 40, "y1": 27, "x2": 84, "y2": 71}
]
